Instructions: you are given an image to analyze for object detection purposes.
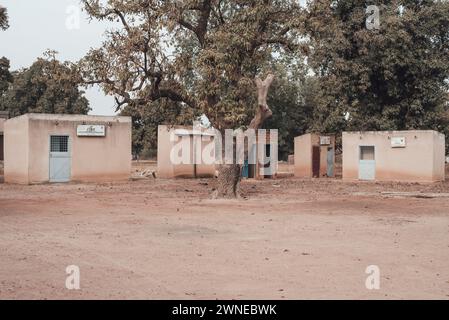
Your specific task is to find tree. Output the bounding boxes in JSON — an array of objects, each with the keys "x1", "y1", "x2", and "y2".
[
  {"x1": 0, "y1": 57, "x2": 12, "y2": 97},
  {"x1": 0, "y1": 5, "x2": 9, "y2": 30},
  {"x1": 264, "y1": 56, "x2": 318, "y2": 159},
  {"x1": 0, "y1": 6, "x2": 12, "y2": 99},
  {"x1": 79, "y1": 0, "x2": 303, "y2": 197},
  {"x1": 120, "y1": 99, "x2": 200, "y2": 158},
  {"x1": 304, "y1": 0, "x2": 449, "y2": 148},
  {"x1": 0, "y1": 52, "x2": 90, "y2": 117}
]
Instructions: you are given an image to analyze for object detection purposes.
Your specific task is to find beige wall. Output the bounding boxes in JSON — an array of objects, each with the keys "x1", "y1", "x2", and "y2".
[
  {"x1": 4, "y1": 114, "x2": 132, "y2": 184},
  {"x1": 4, "y1": 115, "x2": 29, "y2": 184},
  {"x1": 157, "y1": 125, "x2": 216, "y2": 178},
  {"x1": 342, "y1": 130, "x2": 445, "y2": 182},
  {"x1": 294, "y1": 134, "x2": 312, "y2": 177},
  {"x1": 0, "y1": 118, "x2": 5, "y2": 133},
  {"x1": 294, "y1": 133, "x2": 336, "y2": 178}
]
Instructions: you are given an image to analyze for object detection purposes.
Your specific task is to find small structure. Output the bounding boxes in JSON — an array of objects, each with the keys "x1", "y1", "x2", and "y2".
[
  {"x1": 158, "y1": 125, "x2": 278, "y2": 179},
  {"x1": 0, "y1": 111, "x2": 9, "y2": 161},
  {"x1": 342, "y1": 130, "x2": 445, "y2": 182},
  {"x1": 4, "y1": 113, "x2": 132, "y2": 184},
  {"x1": 157, "y1": 125, "x2": 216, "y2": 178},
  {"x1": 294, "y1": 133, "x2": 336, "y2": 178},
  {"x1": 242, "y1": 129, "x2": 277, "y2": 179}
]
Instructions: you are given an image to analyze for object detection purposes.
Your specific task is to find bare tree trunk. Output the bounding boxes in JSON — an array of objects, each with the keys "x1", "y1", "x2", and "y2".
[
  {"x1": 215, "y1": 164, "x2": 242, "y2": 199},
  {"x1": 214, "y1": 74, "x2": 274, "y2": 199}
]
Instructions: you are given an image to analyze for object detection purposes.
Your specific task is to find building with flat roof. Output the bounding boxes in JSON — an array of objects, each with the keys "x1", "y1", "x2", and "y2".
[
  {"x1": 157, "y1": 125, "x2": 216, "y2": 178},
  {"x1": 294, "y1": 133, "x2": 336, "y2": 178},
  {"x1": 4, "y1": 113, "x2": 132, "y2": 184},
  {"x1": 342, "y1": 130, "x2": 445, "y2": 182}
]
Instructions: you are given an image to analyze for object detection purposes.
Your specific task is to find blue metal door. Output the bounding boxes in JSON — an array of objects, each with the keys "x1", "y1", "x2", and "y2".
[{"x1": 49, "y1": 135, "x2": 71, "y2": 183}]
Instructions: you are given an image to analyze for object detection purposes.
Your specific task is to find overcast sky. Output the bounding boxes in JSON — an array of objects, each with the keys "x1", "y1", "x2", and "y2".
[
  {"x1": 1, "y1": 0, "x2": 307, "y2": 116},
  {"x1": 1, "y1": 0, "x2": 116, "y2": 115}
]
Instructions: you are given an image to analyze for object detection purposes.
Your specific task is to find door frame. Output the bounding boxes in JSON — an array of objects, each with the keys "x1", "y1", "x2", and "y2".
[{"x1": 49, "y1": 134, "x2": 72, "y2": 183}]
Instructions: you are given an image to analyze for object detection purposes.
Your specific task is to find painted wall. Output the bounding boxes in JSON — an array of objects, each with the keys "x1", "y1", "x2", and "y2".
[
  {"x1": 4, "y1": 114, "x2": 132, "y2": 184},
  {"x1": 294, "y1": 133, "x2": 312, "y2": 177},
  {"x1": 294, "y1": 133, "x2": 336, "y2": 178},
  {"x1": 4, "y1": 115, "x2": 29, "y2": 184},
  {"x1": 342, "y1": 130, "x2": 445, "y2": 182},
  {"x1": 157, "y1": 125, "x2": 216, "y2": 179}
]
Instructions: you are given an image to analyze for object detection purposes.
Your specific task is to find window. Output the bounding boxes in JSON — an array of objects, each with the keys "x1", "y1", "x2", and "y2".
[
  {"x1": 360, "y1": 146, "x2": 375, "y2": 160},
  {"x1": 50, "y1": 136, "x2": 69, "y2": 153}
]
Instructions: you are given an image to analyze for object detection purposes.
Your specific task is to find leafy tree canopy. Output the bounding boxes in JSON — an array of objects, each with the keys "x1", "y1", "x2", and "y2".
[
  {"x1": 304, "y1": 0, "x2": 449, "y2": 139},
  {"x1": 0, "y1": 51, "x2": 91, "y2": 117},
  {"x1": 79, "y1": 0, "x2": 304, "y2": 132},
  {"x1": 0, "y1": 5, "x2": 9, "y2": 30}
]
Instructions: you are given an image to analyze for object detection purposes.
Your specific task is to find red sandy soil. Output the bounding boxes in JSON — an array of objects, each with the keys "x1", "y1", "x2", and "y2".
[{"x1": 1, "y1": 164, "x2": 449, "y2": 299}]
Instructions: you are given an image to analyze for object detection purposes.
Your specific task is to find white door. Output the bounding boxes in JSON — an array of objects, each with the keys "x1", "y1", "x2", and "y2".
[
  {"x1": 49, "y1": 135, "x2": 71, "y2": 183},
  {"x1": 359, "y1": 146, "x2": 375, "y2": 181}
]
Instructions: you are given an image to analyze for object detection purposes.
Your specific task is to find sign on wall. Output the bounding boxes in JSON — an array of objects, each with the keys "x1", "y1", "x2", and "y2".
[
  {"x1": 320, "y1": 136, "x2": 331, "y2": 145},
  {"x1": 77, "y1": 125, "x2": 106, "y2": 137},
  {"x1": 391, "y1": 137, "x2": 406, "y2": 148}
]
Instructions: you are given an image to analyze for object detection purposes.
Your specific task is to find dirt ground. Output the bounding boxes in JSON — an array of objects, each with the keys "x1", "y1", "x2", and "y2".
[{"x1": 1, "y1": 162, "x2": 449, "y2": 300}]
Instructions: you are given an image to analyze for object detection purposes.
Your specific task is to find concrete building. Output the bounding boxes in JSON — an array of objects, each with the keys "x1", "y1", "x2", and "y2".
[
  {"x1": 294, "y1": 133, "x2": 336, "y2": 178},
  {"x1": 242, "y1": 130, "x2": 278, "y2": 180},
  {"x1": 158, "y1": 125, "x2": 278, "y2": 179},
  {"x1": 157, "y1": 125, "x2": 216, "y2": 178},
  {"x1": 4, "y1": 113, "x2": 132, "y2": 184},
  {"x1": 342, "y1": 130, "x2": 445, "y2": 182}
]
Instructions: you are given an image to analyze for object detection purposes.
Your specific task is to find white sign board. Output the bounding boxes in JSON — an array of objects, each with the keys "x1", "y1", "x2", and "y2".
[
  {"x1": 320, "y1": 136, "x2": 331, "y2": 145},
  {"x1": 77, "y1": 125, "x2": 106, "y2": 137},
  {"x1": 391, "y1": 137, "x2": 406, "y2": 148}
]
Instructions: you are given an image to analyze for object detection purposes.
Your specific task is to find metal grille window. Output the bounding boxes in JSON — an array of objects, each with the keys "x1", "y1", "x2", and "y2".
[{"x1": 50, "y1": 136, "x2": 69, "y2": 152}]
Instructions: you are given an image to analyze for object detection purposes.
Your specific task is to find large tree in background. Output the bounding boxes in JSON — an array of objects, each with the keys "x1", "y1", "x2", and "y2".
[
  {"x1": 122, "y1": 55, "x2": 317, "y2": 161},
  {"x1": 0, "y1": 5, "x2": 8, "y2": 30},
  {"x1": 0, "y1": 6, "x2": 12, "y2": 99},
  {"x1": 0, "y1": 52, "x2": 90, "y2": 117},
  {"x1": 80, "y1": 0, "x2": 303, "y2": 197},
  {"x1": 265, "y1": 56, "x2": 318, "y2": 159},
  {"x1": 120, "y1": 99, "x2": 199, "y2": 158},
  {"x1": 305, "y1": 0, "x2": 449, "y2": 145},
  {"x1": 0, "y1": 57, "x2": 12, "y2": 98}
]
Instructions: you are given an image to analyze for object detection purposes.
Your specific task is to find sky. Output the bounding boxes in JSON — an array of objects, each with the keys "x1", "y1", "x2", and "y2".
[
  {"x1": 0, "y1": 0, "x2": 116, "y2": 115},
  {"x1": 1, "y1": 0, "x2": 307, "y2": 116}
]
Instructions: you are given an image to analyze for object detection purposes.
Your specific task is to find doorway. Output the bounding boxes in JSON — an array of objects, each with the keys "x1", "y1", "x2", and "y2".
[
  {"x1": 0, "y1": 134, "x2": 3, "y2": 161},
  {"x1": 327, "y1": 147, "x2": 334, "y2": 177},
  {"x1": 312, "y1": 146, "x2": 320, "y2": 178},
  {"x1": 49, "y1": 135, "x2": 71, "y2": 183},
  {"x1": 359, "y1": 146, "x2": 375, "y2": 181}
]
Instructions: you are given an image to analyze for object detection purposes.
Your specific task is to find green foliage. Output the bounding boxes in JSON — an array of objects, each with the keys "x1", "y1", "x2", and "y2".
[
  {"x1": 264, "y1": 56, "x2": 318, "y2": 159},
  {"x1": 0, "y1": 57, "x2": 12, "y2": 96},
  {"x1": 79, "y1": 0, "x2": 303, "y2": 132},
  {"x1": 0, "y1": 52, "x2": 91, "y2": 117},
  {"x1": 305, "y1": 0, "x2": 449, "y2": 148},
  {"x1": 120, "y1": 99, "x2": 201, "y2": 158},
  {"x1": 0, "y1": 6, "x2": 11, "y2": 99},
  {"x1": 0, "y1": 5, "x2": 8, "y2": 30}
]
